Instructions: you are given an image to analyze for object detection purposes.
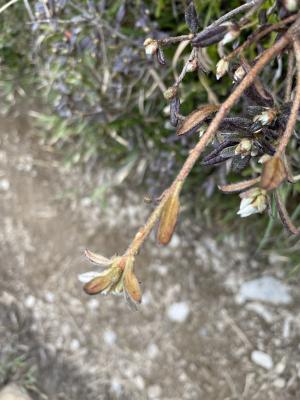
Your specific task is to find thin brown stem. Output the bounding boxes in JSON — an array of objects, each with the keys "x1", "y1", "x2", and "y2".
[
  {"x1": 225, "y1": 14, "x2": 297, "y2": 63},
  {"x1": 159, "y1": 34, "x2": 194, "y2": 46},
  {"x1": 275, "y1": 190, "x2": 299, "y2": 235},
  {"x1": 276, "y1": 38, "x2": 300, "y2": 155},
  {"x1": 125, "y1": 32, "x2": 292, "y2": 257},
  {"x1": 208, "y1": 0, "x2": 265, "y2": 29},
  {"x1": 285, "y1": 50, "x2": 295, "y2": 102}
]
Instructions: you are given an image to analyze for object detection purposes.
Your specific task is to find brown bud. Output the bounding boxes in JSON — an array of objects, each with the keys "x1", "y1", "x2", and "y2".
[
  {"x1": 157, "y1": 183, "x2": 181, "y2": 245},
  {"x1": 83, "y1": 272, "x2": 112, "y2": 295},
  {"x1": 123, "y1": 257, "x2": 142, "y2": 304},
  {"x1": 260, "y1": 156, "x2": 286, "y2": 191},
  {"x1": 177, "y1": 104, "x2": 220, "y2": 136}
]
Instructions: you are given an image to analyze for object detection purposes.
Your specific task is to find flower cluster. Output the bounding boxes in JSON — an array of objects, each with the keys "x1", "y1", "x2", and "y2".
[{"x1": 79, "y1": 249, "x2": 141, "y2": 307}]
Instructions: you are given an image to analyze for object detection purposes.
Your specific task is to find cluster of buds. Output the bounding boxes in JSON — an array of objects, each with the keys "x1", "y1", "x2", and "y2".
[{"x1": 78, "y1": 249, "x2": 141, "y2": 306}]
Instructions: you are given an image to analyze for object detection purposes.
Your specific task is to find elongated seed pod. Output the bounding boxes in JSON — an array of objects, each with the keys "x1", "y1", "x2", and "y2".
[
  {"x1": 192, "y1": 25, "x2": 227, "y2": 47},
  {"x1": 157, "y1": 190, "x2": 180, "y2": 245},
  {"x1": 185, "y1": 1, "x2": 199, "y2": 34}
]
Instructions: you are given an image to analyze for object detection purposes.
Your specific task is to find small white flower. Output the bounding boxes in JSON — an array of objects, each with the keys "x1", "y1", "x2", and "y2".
[{"x1": 237, "y1": 188, "x2": 268, "y2": 218}]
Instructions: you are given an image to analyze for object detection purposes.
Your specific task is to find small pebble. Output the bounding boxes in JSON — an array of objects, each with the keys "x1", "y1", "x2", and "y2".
[
  {"x1": 273, "y1": 378, "x2": 285, "y2": 389},
  {"x1": 24, "y1": 295, "x2": 35, "y2": 308},
  {"x1": 251, "y1": 350, "x2": 273, "y2": 370},
  {"x1": 147, "y1": 343, "x2": 159, "y2": 359},
  {"x1": 103, "y1": 329, "x2": 117, "y2": 346},
  {"x1": 167, "y1": 302, "x2": 190, "y2": 323},
  {"x1": 0, "y1": 179, "x2": 10, "y2": 191},
  {"x1": 148, "y1": 385, "x2": 162, "y2": 399}
]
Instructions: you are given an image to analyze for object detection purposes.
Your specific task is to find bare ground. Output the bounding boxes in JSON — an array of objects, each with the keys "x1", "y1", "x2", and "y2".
[{"x1": 0, "y1": 111, "x2": 300, "y2": 400}]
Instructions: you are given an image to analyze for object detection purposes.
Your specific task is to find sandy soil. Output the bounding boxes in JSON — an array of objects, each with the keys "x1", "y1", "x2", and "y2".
[{"x1": 0, "y1": 111, "x2": 300, "y2": 400}]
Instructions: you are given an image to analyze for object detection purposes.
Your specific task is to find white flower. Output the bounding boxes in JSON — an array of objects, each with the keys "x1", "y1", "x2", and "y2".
[{"x1": 237, "y1": 188, "x2": 268, "y2": 218}]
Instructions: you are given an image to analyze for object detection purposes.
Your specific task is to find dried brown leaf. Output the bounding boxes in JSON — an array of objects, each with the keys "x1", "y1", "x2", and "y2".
[
  {"x1": 218, "y1": 177, "x2": 260, "y2": 193},
  {"x1": 177, "y1": 104, "x2": 220, "y2": 136},
  {"x1": 260, "y1": 156, "x2": 286, "y2": 191}
]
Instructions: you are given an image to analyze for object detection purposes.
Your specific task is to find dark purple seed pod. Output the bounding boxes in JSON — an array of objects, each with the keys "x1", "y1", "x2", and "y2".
[
  {"x1": 202, "y1": 140, "x2": 239, "y2": 163},
  {"x1": 157, "y1": 47, "x2": 166, "y2": 66},
  {"x1": 219, "y1": 117, "x2": 252, "y2": 134},
  {"x1": 185, "y1": 1, "x2": 199, "y2": 34},
  {"x1": 170, "y1": 97, "x2": 180, "y2": 127},
  {"x1": 201, "y1": 154, "x2": 228, "y2": 166},
  {"x1": 231, "y1": 154, "x2": 251, "y2": 172},
  {"x1": 191, "y1": 25, "x2": 227, "y2": 47}
]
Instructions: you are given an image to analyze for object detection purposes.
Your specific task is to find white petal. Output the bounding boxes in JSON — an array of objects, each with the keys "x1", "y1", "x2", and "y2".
[
  {"x1": 239, "y1": 197, "x2": 253, "y2": 209},
  {"x1": 238, "y1": 205, "x2": 258, "y2": 218},
  {"x1": 78, "y1": 271, "x2": 106, "y2": 283}
]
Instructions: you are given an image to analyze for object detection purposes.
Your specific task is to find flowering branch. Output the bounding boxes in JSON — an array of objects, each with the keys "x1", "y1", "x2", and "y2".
[{"x1": 123, "y1": 31, "x2": 292, "y2": 258}]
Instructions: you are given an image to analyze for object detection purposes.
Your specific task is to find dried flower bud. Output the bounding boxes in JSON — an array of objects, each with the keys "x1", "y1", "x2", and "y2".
[
  {"x1": 221, "y1": 23, "x2": 240, "y2": 45},
  {"x1": 260, "y1": 156, "x2": 286, "y2": 191},
  {"x1": 164, "y1": 86, "x2": 178, "y2": 100},
  {"x1": 253, "y1": 108, "x2": 277, "y2": 127},
  {"x1": 235, "y1": 139, "x2": 252, "y2": 158},
  {"x1": 144, "y1": 38, "x2": 158, "y2": 56},
  {"x1": 123, "y1": 257, "x2": 142, "y2": 304},
  {"x1": 177, "y1": 104, "x2": 220, "y2": 136},
  {"x1": 185, "y1": 1, "x2": 199, "y2": 34},
  {"x1": 157, "y1": 183, "x2": 182, "y2": 245},
  {"x1": 186, "y1": 58, "x2": 198, "y2": 72},
  {"x1": 83, "y1": 264, "x2": 123, "y2": 295},
  {"x1": 233, "y1": 65, "x2": 246, "y2": 82},
  {"x1": 237, "y1": 187, "x2": 268, "y2": 217},
  {"x1": 216, "y1": 58, "x2": 229, "y2": 80}
]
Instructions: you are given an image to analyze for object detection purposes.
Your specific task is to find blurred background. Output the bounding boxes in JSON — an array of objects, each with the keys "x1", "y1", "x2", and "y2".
[{"x1": 0, "y1": 1, "x2": 300, "y2": 399}]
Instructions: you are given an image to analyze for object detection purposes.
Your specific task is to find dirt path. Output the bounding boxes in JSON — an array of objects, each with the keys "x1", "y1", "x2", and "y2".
[{"x1": 0, "y1": 112, "x2": 300, "y2": 400}]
